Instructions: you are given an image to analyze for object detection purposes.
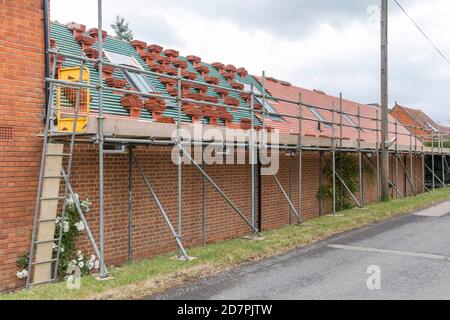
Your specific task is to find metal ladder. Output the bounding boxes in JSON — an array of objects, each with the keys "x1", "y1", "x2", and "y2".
[{"x1": 25, "y1": 56, "x2": 93, "y2": 288}]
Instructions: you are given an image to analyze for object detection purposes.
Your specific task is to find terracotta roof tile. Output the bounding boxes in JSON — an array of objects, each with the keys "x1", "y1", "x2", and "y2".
[{"x1": 256, "y1": 76, "x2": 418, "y2": 146}]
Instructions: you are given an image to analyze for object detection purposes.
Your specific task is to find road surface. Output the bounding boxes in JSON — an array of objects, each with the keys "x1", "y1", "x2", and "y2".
[{"x1": 151, "y1": 201, "x2": 450, "y2": 300}]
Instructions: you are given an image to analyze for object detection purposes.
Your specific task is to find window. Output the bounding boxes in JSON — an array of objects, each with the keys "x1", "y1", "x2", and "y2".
[
  {"x1": 103, "y1": 144, "x2": 127, "y2": 154},
  {"x1": 104, "y1": 51, "x2": 139, "y2": 67},
  {"x1": 342, "y1": 113, "x2": 365, "y2": 132},
  {"x1": 122, "y1": 70, "x2": 156, "y2": 93},
  {"x1": 239, "y1": 82, "x2": 284, "y2": 122},
  {"x1": 343, "y1": 114, "x2": 356, "y2": 127},
  {"x1": 307, "y1": 106, "x2": 332, "y2": 129},
  {"x1": 104, "y1": 51, "x2": 156, "y2": 94},
  {"x1": 425, "y1": 122, "x2": 438, "y2": 133}
]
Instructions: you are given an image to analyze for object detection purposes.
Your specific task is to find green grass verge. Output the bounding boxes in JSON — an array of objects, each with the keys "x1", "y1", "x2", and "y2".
[{"x1": 3, "y1": 187, "x2": 450, "y2": 300}]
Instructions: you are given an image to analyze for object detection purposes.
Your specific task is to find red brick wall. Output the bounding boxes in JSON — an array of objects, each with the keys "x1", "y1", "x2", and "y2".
[
  {"x1": 68, "y1": 145, "x2": 256, "y2": 265},
  {"x1": 261, "y1": 152, "x2": 324, "y2": 230},
  {"x1": 0, "y1": 0, "x2": 45, "y2": 291}
]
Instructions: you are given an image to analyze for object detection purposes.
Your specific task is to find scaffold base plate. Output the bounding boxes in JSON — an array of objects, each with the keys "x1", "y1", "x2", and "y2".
[
  {"x1": 241, "y1": 235, "x2": 266, "y2": 241},
  {"x1": 170, "y1": 256, "x2": 197, "y2": 262},
  {"x1": 93, "y1": 274, "x2": 114, "y2": 282}
]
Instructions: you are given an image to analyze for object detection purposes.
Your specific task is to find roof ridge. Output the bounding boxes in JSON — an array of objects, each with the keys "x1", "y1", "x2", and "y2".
[{"x1": 395, "y1": 103, "x2": 422, "y2": 113}]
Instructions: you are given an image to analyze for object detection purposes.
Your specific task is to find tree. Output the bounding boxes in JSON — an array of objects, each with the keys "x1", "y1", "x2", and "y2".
[{"x1": 110, "y1": 15, "x2": 134, "y2": 42}]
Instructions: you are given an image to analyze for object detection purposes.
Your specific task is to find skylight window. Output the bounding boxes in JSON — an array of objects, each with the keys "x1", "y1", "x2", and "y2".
[
  {"x1": 239, "y1": 82, "x2": 284, "y2": 122},
  {"x1": 342, "y1": 113, "x2": 365, "y2": 132},
  {"x1": 104, "y1": 51, "x2": 157, "y2": 94},
  {"x1": 104, "y1": 51, "x2": 140, "y2": 67},
  {"x1": 343, "y1": 114, "x2": 356, "y2": 127},
  {"x1": 425, "y1": 122, "x2": 438, "y2": 133},
  {"x1": 307, "y1": 106, "x2": 332, "y2": 129},
  {"x1": 122, "y1": 70, "x2": 155, "y2": 93}
]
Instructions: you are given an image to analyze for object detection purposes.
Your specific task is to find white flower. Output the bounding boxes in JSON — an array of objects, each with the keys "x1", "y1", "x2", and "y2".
[
  {"x1": 63, "y1": 221, "x2": 69, "y2": 233},
  {"x1": 87, "y1": 260, "x2": 95, "y2": 270},
  {"x1": 90, "y1": 255, "x2": 96, "y2": 262},
  {"x1": 74, "y1": 221, "x2": 85, "y2": 232},
  {"x1": 94, "y1": 260, "x2": 100, "y2": 270},
  {"x1": 78, "y1": 255, "x2": 84, "y2": 261},
  {"x1": 66, "y1": 194, "x2": 80, "y2": 211},
  {"x1": 16, "y1": 269, "x2": 28, "y2": 279},
  {"x1": 80, "y1": 199, "x2": 92, "y2": 213},
  {"x1": 78, "y1": 261, "x2": 84, "y2": 269},
  {"x1": 52, "y1": 243, "x2": 64, "y2": 253},
  {"x1": 70, "y1": 259, "x2": 77, "y2": 266},
  {"x1": 76, "y1": 250, "x2": 82, "y2": 256}
]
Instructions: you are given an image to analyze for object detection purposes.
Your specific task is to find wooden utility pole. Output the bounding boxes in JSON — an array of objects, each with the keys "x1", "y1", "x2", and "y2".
[{"x1": 380, "y1": 0, "x2": 390, "y2": 201}]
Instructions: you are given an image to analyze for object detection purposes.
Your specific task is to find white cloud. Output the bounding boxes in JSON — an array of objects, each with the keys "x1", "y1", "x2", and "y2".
[{"x1": 51, "y1": 0, "x2": 450, "y2": 125}]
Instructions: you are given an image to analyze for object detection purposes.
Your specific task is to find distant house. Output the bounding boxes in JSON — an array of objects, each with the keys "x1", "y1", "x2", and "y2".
[{"x1": 390, "y1": 103, "x2": 450, "y2": 141}]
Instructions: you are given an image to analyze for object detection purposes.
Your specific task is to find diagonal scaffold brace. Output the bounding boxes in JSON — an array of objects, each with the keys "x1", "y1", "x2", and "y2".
[
  {"x1": 395, "y1": 155, "x2": 417, "y2": 196},
  {"x1": 271, "y1": 170, "x2": 300, "y2": 222},
  {"x1": 425, "y1": 163, "x2": 446, "y2": 187},
  {"x1": 132, "y1": 152, "x2": 190, "y2": 261},
  {"x1": 322, "y1": 156, "x2": 363, "y2": 208},
  {"x1": 59, "y1": 168, "x2": 107, "y2": 277},
  {"x1": 177, "y1": 143, "x2": 263, "y2": 238},
  {"x1": 363, "y1": 153, "x2": 406, "y2": 198}
]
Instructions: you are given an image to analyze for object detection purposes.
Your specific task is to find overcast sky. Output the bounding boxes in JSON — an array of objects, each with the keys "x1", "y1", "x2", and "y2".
[{"x1": 52, "y1": 0, "x2": 450, "y2": 125}]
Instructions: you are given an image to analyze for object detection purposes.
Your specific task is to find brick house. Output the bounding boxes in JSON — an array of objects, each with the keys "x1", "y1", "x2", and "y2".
[
  {"x1": 390, "y1": 103, "x2": 450, "y2": 141},
  {"x1": 0, "y1": 0, "x2": 427, "y2": 291},
  {"x1": 0, "y1": 0, "x2": 47, "y2": 291}
]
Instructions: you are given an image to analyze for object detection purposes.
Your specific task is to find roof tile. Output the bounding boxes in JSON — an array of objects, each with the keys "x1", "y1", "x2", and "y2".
[{"x1": 257, "y1": 76, "x2": 418, "y2": 146}]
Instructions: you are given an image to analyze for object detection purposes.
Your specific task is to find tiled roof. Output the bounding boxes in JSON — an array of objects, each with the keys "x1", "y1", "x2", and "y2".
[
  {"x1": 50, "y1": 21, "x2": 427, "y2": 145},
  {"x1": 394, "y1": 104, "x2": 447, "y2": 134},
  {"x1": 50, "y1": 21, "x2": 262, "y2": 127},
  {"x1": 442, "y1": 126, "x2": 450, "y2": 135},
  {"x1": 256, "y1": 77, "x2": 417, "y2": 146}
]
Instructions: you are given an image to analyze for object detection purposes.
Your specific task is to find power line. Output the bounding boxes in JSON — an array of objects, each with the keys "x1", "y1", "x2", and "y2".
[{"x1": 394, "y1": 0, "x2": 450, "y2": 65}]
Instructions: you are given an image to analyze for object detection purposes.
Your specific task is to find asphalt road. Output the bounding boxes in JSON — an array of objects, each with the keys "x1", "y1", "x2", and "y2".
[{"x1": 151, "y1": 201, "x2": 450, "y2": 300}]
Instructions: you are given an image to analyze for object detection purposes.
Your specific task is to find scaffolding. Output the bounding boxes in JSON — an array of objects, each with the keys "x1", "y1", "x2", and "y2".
[{"x1": 25, "y1": 0, "x2": 450, "y2": 287}]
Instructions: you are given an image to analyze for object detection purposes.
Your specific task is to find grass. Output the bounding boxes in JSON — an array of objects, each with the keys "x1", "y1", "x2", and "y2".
[{"x1": 3, "y1": 187, "x2": 450, "y2": 300}]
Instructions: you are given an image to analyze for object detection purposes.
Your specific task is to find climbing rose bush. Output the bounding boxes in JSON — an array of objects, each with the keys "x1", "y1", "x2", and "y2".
[{"x1": 16, "y1": 194, "x2": 99, "y2": 280}]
